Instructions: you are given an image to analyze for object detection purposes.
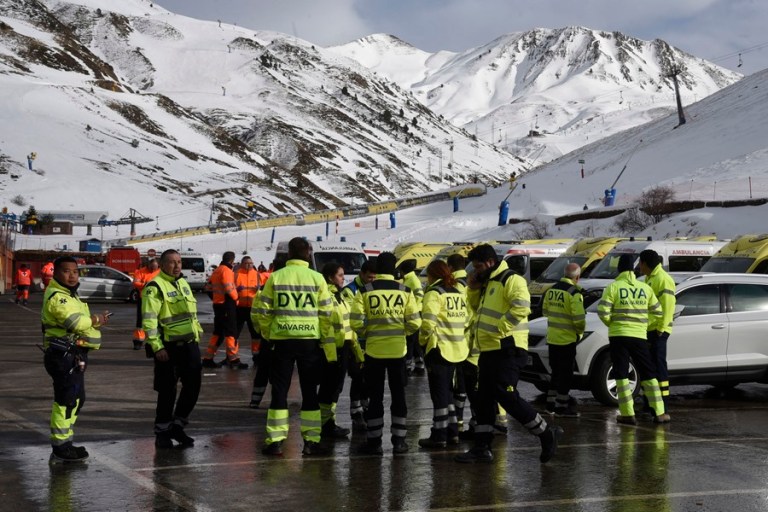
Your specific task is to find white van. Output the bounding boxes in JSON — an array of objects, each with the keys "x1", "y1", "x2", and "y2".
[
  {"x1": 275, "y1": 240, "x2": 368, "y2": 284},
  {"x1": 577, "y1": 238, "x2": 727, "y2": 306},
  {"x1": 492, "y1": 240, "x2": 576, "y2": 283},
  {"x1": 179, "y1": 251, "x2": 207, "y2": 291}
]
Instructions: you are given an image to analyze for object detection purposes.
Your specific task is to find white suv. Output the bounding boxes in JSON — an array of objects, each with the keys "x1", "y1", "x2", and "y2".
[{"x1": 523, "y1": 273, "x2": 768, "y2": 405}]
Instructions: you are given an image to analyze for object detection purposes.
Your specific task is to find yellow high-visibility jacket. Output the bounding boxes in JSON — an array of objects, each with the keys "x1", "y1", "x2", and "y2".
[
  {"x1": 42, "y1": 279, "x2": 102, "y2": 350},
  {"x1": 420, "y1": 279, "x2": 469, "y2": 363},
  {"x1": 598, "y1": 271, "x2": 663, "y2": 339},
  {"x1": 645, "y1": 265, "x2": 676, "y2": 334},
  {"x1": 142, "y1": 271, "x2": 202, "y2": 353},
  {"x1": 543, "y1": 277, "x2": 585, "y2": 345}
]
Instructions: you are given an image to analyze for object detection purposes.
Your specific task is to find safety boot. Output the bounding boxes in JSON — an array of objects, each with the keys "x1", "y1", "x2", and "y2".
[
  {"x1": 50, "y1": 445, "x2": 88, "y2": 464},
  {"x1": 454, "y1": 445, "x2": 493, "y2": 463},
  {"x1": 201, "y1": 358, "x2": 220, "y2": 369},
  {"x1": 170, "y1": 424, "x2": 194, "y2": 447},
  {"x1": 73, "y1": 445, "x2": 89, "y2": 458},
  {"x1": 554, "y1": 406, "x2": 580, "y2": 418},
  {"x1": 653, "y1": 413, "x2": 671, "y2": 424},
  {"x1": 261, "y1": 441, "x2": 283, "y2": 456},
  {"x1": 155, "y1": 431, "x2": 174, "y2": 449},
  {"x1": 302, "y1": 441, "x2": 329, "y2": 456},
  {"x1": 357, "y1": 440, "x2": 383, "y2": 456},
  {"x1": 392, "y1": 438, "x2": 409, "y2": 454},
  {"x1": 321, "y1": 422, "x2": 350, "y2": 439},
  {"x1": 227, "y1": 358, "x2": 249, "y2": 369},
  {"x1": 539, "y1": 426, "x2": 562, "y2": 463},
  {"x1": 418, "y1": 437, "x2": 447, "y2": 449},
  {"x1": 616, "y1": 415, "x2": 638, "y2": 426}
]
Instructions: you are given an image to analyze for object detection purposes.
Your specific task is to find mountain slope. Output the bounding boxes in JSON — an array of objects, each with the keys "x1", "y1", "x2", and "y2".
[
  {"x1": 331, "y1": 27, "x2": 741, "y2": 164},
  {"x1": 0, "y1": 0, "x2": 523, "y2": 227}
]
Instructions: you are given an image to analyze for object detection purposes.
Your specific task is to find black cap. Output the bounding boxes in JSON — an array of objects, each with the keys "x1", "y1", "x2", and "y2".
[{"x1": 617, "y1": 254, "x2": 634, "y2": 273}]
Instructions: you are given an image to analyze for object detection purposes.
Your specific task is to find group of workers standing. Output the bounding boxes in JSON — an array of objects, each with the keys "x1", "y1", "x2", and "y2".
[{"x1": 38, "y1": 237, "x2": 674, "y2": 465}]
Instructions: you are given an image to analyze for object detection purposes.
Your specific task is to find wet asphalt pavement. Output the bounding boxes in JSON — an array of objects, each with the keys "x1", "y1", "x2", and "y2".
[{"x1": 2, "y1": 293, "x2": 768, "y2": 511}]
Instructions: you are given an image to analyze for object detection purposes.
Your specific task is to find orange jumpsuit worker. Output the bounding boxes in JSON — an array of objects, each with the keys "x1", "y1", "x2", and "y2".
[
  {"x1": 15, "y1": 264, "x2": 32, "y2": 305},
  {"x1": 202, "y1": 251, "x2": 247, "y2": 369},
  {"x1": 132, "y1": 259, "x2": 160, "y2": 350},
  {"x1": 235, "y1": 256, "x2": 261, "y2": 363},
  {"x1": 41, "y1": 261, "x2": 54, "y2": 289}
]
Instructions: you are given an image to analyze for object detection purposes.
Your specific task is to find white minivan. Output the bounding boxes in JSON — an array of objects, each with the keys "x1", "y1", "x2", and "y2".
[
  {"x1": 179, "y1": 251, "x2": 207, "y2": 291},
  {"x1": 274, "y1": 240, "x2": 367, "y2": 284}
]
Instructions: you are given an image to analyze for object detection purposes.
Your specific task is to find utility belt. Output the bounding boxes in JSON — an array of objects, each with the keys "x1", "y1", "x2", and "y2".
[
  {"x1": 145, "y1": 335, "x2": 197, "y2": 359},
  {"x1": 46, "y1": 336, "x2": 88, "y2": 373}
]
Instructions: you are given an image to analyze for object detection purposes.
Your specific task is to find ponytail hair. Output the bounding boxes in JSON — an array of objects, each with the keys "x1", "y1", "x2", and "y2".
[{"x1": 426, "y1": 260, "x2": 456, "y2": 288}]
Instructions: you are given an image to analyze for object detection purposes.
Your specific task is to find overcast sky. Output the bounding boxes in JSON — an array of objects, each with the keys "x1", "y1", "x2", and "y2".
[{"x1": 157, "y1": 0, "x2": 768, "y2": 75}]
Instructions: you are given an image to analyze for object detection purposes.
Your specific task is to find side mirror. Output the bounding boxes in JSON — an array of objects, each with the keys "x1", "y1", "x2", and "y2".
[{"x1": 673, "y1": 304, "x2": 685, "y2": 319}]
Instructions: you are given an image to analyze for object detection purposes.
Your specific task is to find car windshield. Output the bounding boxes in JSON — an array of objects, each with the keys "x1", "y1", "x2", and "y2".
[
  {"x1": 182, "y1": 258, "x2": 205, "y2": 273},
  {"x1": 700, "y1": 257, "x2": 755, "y2": 273},
  {"x1": 537, "y1": 256, "x2": 588, "y2": 283},
  {"x1": 313, "y1": 252, "x2": 367, "y2": 275},
  {"x1": 588, "y1": 253, "x2": 638, "y2": 279}
]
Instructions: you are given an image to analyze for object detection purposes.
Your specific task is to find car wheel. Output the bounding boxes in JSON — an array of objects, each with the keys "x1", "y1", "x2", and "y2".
[
  {"x1": 590, "y1": 352, "x2": 639, "y2": 406},
  {"x1": 128, "y1": 289, "x2": 139, "y2": 303}
]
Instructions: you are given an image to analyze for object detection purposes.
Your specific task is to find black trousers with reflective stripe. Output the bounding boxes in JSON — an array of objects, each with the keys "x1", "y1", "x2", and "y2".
[
  {"x1": 425, "y1": 348, "x2": 457, "y2": 440},
  {"x1": 364, "y1": 356, "x2": 407, "y2": 439},
  {"x1": 608, "y1": 336, "x2": 656, "y2": 380},
  {"x1": 318, "y1": 349, "x2": 347, "y2": 410},
  {"x1": 268, "y1": 339, "x2": 322, "y2": 410},
  {"x1": 454, "y1": 360, "x2": 478, "y2": 425},
  {"x1": 154, "y1": 343, "x2": 202, "y2": 432},
  {"x1": 475, "y1": 346, "x2": 538, "y2": 445},
  {"x1": 45, "y1": 349, "x2": 87, "y2": 416}
]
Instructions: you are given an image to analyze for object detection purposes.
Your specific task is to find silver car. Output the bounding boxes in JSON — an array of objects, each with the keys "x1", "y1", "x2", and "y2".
[
  {"x1": 77, "y1": 265, "x2": 135, "y2": 301},
  {"x1": 523, "y1": 273, "x2": 768, "y2": 405}
]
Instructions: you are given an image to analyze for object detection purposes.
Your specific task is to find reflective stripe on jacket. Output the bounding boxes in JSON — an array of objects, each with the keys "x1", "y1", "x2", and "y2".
[
  {"x1": 467, "y1": 261, "x2": 531, "y2": 351},
  {"x1": 598, "y1": 271, "x2": 663, "y2": 339},
  {"x1": 350, "y1": 274, "x2": 421, "y2": 359},
  {"x1": 645, "y1": 265, "x2": 676, "y2": 334},
  {"x1": 543, "y1": 277, "x2": 585, "y2": 345},
  {"x1": 420, "y1": 280, "x2": 469, "y2": 363},
  {"x1": 236, "y1": 268, "x2": 260, "y2": 308},
  {"x1": 252, "y1": 259, "x2": 333, "y2": 344},
  {"x1": 141, "y1": 271, "x2": 202, "y2": 353},
  {"x1": 208, "y1": 263, "x2": 238, "y2": 304},
  {"x1": 42, "y1": 279, "x2": 101, "y2": 349}
]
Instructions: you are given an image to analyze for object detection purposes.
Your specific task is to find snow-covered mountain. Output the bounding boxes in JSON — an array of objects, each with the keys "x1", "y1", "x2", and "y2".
[
  {"x1": 0, "y1": 0, "x2": 523, "y2": 227},
  {"x1": 331, "y1": 28, "x2": 742, "y2": 164}
]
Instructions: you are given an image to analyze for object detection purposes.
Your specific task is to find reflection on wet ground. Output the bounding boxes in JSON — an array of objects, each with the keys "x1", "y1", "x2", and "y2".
[{"x1": 2, "y1": 297, "x2": 768, "y2": 511}]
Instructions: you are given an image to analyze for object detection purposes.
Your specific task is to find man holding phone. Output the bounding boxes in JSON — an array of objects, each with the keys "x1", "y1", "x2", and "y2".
[
  {"x1": 455, "y1": 244, "x2": 560, "y2": 464},
  {"x1": 42, "y1": 256, "x2": 110, "y2": 463}
]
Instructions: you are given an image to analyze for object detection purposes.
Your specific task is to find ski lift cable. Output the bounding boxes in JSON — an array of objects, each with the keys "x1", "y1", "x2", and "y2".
[{"x1": 708, "y1": 40, "x2": 768, "y2": 63}]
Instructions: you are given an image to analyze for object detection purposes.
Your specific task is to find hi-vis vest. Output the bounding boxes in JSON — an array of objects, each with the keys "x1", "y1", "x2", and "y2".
[
  {"x1": 253, "y1": 259, "x2": 333, "y2": 344},
  {"x1": 350, "y1": 274, "x2": 422, "y2": 359},
  {"x1": 235, "y1": 268, "x2": 260, "y2": 308},
  {"x1": 41, "y1": 279, "x2": 101, "y2": 350},
  {"x1": 645, "y1": 264, "x2": 676, "y2": 334},
  {"x1": 142, "y1": 271, "x2": 202, "y2": 353},
  {"x1": 402, "y1": 271, "x2": 424, "y2": 307},
  {"x1": 467, "y1": 260, "x2": 531, "y2": 352},
  {"x1": 598, "y1": 271, "x2": 663, "y2": 339},
  {"x1": 208, "y1": 264, "x2": 238, "y2": 304},
  {"x1": 420, "y1": 280, "x2": 469, "y2": 363},
  {"x1": 543, "y1": 277, "x2": 586, "y2": 345}
]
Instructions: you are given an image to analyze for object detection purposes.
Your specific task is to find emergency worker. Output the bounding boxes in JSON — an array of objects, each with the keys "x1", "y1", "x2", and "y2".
[
  {"x1": 202, "y1": 252, "x2": 247, "y2": 369},
  {"x1": 132, "y1": 258, "x2": 160, "y2": 350},
  {"x1": 41, "y1": 261, "x2": 54, "y2": 289},
  {"x1": 350, "y1": 252, "x2": 421, "y2": 455},
  {"x1": 399, "y1": 258, "x2": 425, "y2": 375},
  {"x1": 597, "y1": 254, "x2": 669, "y2": 425},
  {"x1": 142, "y1": 249, "x2": 204, "y2": 448},
  {"x1": 253, "y1": 238, "x2": 334, "y2": 456},
  {"x1": 639, "y1": 249, "x2": 676, "y2": 411},
  {"x1": 249, "y1": 256, "x2": 286, "y2": 409},
  {"x1": 542, "y1": 262, "x2": 585, "y2": 417},
  {"x1": 42, "y1": 256, "x2": 109, "y2": 463},
  {"x1": 418, "y1": 260, "x2": 468, "y2": 449},
  {"x1": 340, "y1": 260, "x2": 376, "y2": 431},
  {"x1": 234, "y1": 256, "x2": 261, "y2": 362},
  {"x1": 15, "y1": 263, "x2": 32, "y2": 305},
  {"x1": 318, "y1": 263, "x2": 365, "y2": 439},
  {"x1": 455, "y1": 244, "x2": 559, "y2": 464},
  {"x1": 447, "y1": 253, "x2": 478, "y2": 435}
]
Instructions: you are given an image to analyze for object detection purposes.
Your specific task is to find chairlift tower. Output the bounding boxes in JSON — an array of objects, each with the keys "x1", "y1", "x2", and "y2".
[{"x1": 666, "y1": 65, "x2": 687, "y2": 127}]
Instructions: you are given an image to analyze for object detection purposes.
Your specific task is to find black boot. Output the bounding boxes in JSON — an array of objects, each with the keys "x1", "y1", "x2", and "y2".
[
  {"x1": 170, "y1": 424, "x2": 194, "y2": 447},
  {"x1": 50, "y1": 444, "x2": 88, "y2": 464},
  {"x1": 539, "y1": 426, "x2": 562, "y2": 463},
  {"x1": 155, "y1": 431, "x2": 174, "y2": 449}
]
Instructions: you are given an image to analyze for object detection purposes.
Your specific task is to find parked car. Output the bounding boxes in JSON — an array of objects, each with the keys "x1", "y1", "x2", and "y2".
[
  {"x1": 522, "y1": 273, "x2": 768, "y2": 405},
  {"x1": 77, "y1": 265, "x2": 135, "y2": 301}
]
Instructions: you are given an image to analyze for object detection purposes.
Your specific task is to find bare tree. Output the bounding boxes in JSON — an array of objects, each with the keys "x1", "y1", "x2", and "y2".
[
  {"x1": 614, "y1": 207, "x2": 653, "y2": 234},
  {"x1": 637, "y1": 185, "x2": 676, "y2": 223},
  {"x1": 517, "y1": 218, "x2": 551, "y2": 239}
]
